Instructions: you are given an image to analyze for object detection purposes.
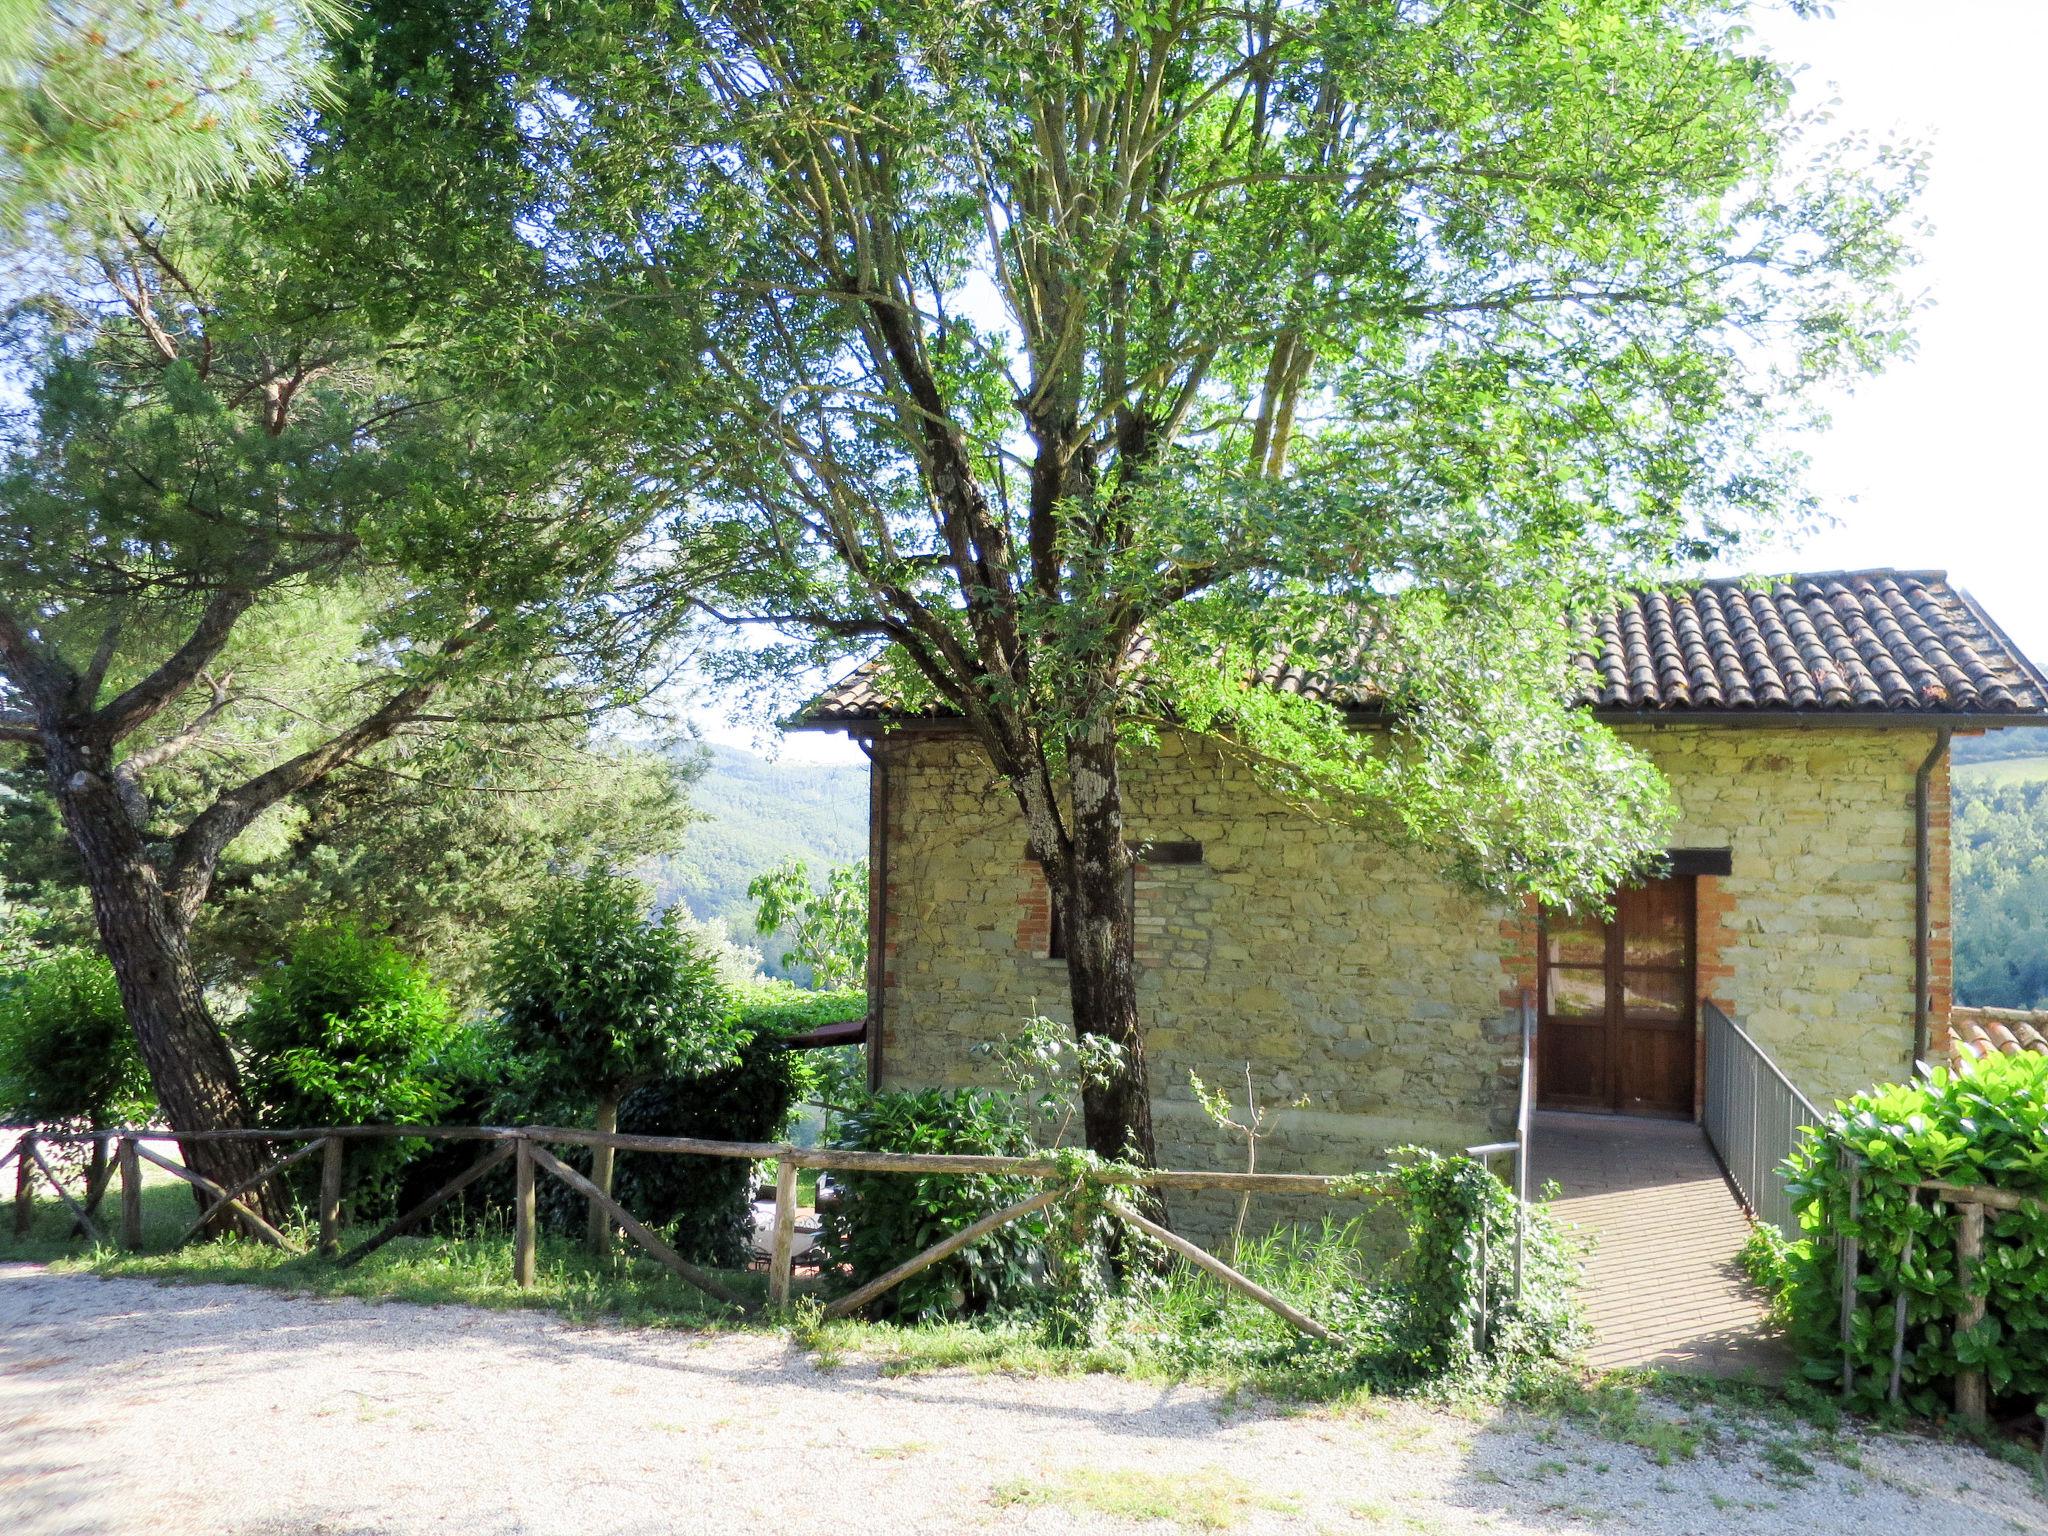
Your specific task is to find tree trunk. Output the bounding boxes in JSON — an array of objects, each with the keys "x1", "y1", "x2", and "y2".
[
  {"x1": 43, "y1": 737, "x2": 287, "y2": 1227},
  {"x1": 588, "y1": 1091, "x2": 621, "y2": 1255},
  {"x1": 1060, "y1": 720, "x2": 1159, "y2": 1175}
]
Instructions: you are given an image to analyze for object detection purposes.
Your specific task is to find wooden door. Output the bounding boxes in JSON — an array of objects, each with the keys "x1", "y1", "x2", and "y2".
[{"x1": 1538, "y1": 874, "x2": 1696, "y2": 1117}]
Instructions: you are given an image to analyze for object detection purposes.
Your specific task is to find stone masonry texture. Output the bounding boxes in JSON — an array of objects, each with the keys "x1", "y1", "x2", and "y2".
[{"x1": 870, "y1": 724, "x2": 1946, "y2": 1210}]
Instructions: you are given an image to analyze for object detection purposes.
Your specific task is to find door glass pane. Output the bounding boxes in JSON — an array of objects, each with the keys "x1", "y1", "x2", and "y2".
[
  {"x1": 1619, "y1": 967, "x2": 1688, "y2": 1020},
  {"x1": 1618, "y1": 881, "x2": 1689, "y2": 967},
  {"x1": 1544, "y1": 908, "x2": 1607, "y2": 966},
  {"x1": 1546, "y1": 965, "x2": 1607, "y2": 1018}
]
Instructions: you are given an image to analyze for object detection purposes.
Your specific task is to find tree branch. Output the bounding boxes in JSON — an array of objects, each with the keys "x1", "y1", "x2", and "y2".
[
  {"x1": 89, "y1": 590, "x2": 255, "y2": 747},
  {"x1": 161, "y1": 621, "x2": 495, "y2": 925}
]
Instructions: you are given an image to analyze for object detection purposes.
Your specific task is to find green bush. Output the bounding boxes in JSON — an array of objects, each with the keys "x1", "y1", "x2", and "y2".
[
  {"x1": 527, "y1": 1022, "x2": 801, "y2": 1266},
  {"x1": 1377, "y1": 1149, "x2": 1582, "y2": 1380},
  {"x1": 817, "y1": 1087, "x2": 1048, "y2": 1321},
  {"x1": 1781, "y1": 1052, "x2": 2048, "y2": 1414},
  {"x1": 0, "y1": 948, "x2": 150, "y2": 1130},
  {"x1": 1092, "y1": 1154, "x2": 1582, "y2": 1390},
  {"x1": 238, "y1": 925, "x2": 479, "y2": 1204},
  {"x1": 490, "y1": 869, "x2": 742, "y2": 1121}
]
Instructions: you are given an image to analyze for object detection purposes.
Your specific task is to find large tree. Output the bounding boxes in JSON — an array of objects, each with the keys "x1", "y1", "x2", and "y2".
[
  {"x1": 0, "y1": 207, "x2": 672, "y2": 1211},
  {"x1": 441, "y1": 0, "x2": 1920, "y2": 1166}
]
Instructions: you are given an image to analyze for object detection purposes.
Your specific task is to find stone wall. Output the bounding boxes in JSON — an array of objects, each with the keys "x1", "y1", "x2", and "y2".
[{"x1": 870, "y1": 722, "x2": 1945, "y2": 1191}]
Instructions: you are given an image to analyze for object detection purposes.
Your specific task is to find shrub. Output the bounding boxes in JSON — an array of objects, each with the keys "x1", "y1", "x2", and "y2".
[
  {"x1": 1376, "y1": 1149, "x2": 1582, "y2": 1380},
  {"x1": 0, "y1": 948, "x2": 151, "y2": 1130},
  {"x1": 491, "y1": 870, "x2": 742, "y2": 1119},
  {"x1": 817, "y1": 1087, "x2": 1048, "y2": 1321},
  {"x1": 527, "y1": 1022, "x2": 802, "y2": 1266},
  {"x1": 491, "y1": 869, "x2": 744, "y2": 1249},
  {"x1": 1781, "y1": 1052, "x2": 2048, "y2": 1414},
  {"x1": 237, "y1": 925, "x2": 478, "y2": 1204}
]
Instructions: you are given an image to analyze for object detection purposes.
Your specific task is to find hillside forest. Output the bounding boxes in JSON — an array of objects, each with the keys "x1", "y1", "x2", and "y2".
[{"x1": 1953, "y1": 734, "x2": 2048, "y2": 1011}]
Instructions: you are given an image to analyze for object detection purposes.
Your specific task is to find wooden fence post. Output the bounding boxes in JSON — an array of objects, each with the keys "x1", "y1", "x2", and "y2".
[
  {"x1": 1888, "y1": 1214, "x2": 1917, "y2": 1405},
  {"x1": 1839, "y1": 1153, "x2": 1861, "y2": 1396},
  {"x1": 318, "y1": 1137, "x2": 345, "y2": 1258},
  {"x1": 13, "y1": 1132, "x2": 33, "y2": 1237},
  {"x1": 118, "y1": 1137, "x2": 142, "y2": 1251},
  {"x1": 513, "y1": 1137, "x2": 536, "y2": 1289},
  {"x1": 1955, "y1": 1200, "x2": 1987, "y2": 1426},
  {"x1": 769, "y1": 1156, "x2": 798, "y2": 1311}
]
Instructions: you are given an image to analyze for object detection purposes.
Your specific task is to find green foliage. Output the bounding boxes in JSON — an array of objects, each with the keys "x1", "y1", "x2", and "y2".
[
  {"x1": 461, "y1": 0, "x2": 1921, "y2": 924},
  {"x1": 818, "y1": 1088, "x2": 1049, "y2": 1322},
  {"x1": 647, "y1": 744, "x2": 867, "y2": 977},
  {"x1": 748, "y1": 858, "x2": 868, "y2": 990},
  {"x1": 237, "y1": 925, "x2": 478, "y2": 1201},
  {"x1": 528, "y1": 1027, "x2": 802, "y2": 1267},
  {"x1": 200, "y1": 734, "x2": 695, "y2": 999},
  {"x1": 1377, "y1": 1150, "x2": 1583, "y2": 1381},
  {"x1": 1953, "y1": 771, "x2": 2048, "y2": 1010},
  {"x1": 1737, "y1": 1221, "x2": 1796, "y2": 1329},
  {"x1": 490, "y1": 868, "x2": 744, "y2": 1109},
  {"x1": 729, "y1": 983, "x2": 866, "y2": 1037},
  {"x1": 0, "y1": 948, "x2": 149, "y2": 1126},
  {"x1": 1781, "y1": 1053, "x2": 2048, "y2": 1414},
  {"x1": 0, "y1": 0, "x2": 330, "y2": 238}
]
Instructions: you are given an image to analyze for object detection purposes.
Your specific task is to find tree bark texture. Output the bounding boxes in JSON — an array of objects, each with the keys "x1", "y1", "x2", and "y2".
[
  {"x1": 42, "y1": 733, "x2": 287, "y2": 1226},
  {"x1": 1058, "y1": 721, "x2": 1159, "y2": 1175}
]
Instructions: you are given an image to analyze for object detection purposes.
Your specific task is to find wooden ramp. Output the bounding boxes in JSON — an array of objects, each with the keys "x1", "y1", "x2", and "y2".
[{"x1": 1531, "y1": 1111, "x2": 1796, "y2": 1379}]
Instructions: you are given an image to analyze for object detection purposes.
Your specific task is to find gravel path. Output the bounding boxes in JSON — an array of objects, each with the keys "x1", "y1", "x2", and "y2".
[{"x1": 3, "y1": 1263, "x2": 2041, "y2": 1536}]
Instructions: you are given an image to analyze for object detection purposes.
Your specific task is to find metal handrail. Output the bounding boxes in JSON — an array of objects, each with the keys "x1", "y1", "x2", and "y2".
[{"x1": 1701, "y1": 999, "x2": 1819, "y2": 1240}]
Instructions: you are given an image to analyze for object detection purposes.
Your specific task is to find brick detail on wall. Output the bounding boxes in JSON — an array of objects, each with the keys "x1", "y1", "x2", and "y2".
[
  {"x1": 1015, "y1": 861, "x2": 1052, "y2": 956},
  {"x1": 1928, "y1": 747, "x2": 1953, "y2": 1029}
]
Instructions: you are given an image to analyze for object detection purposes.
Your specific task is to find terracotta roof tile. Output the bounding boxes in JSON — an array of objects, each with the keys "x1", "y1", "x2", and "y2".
[
  {"x1": 801, "y1": 569, "x2": 2048, "y2": 725},
  {"x1": 1947, "y1": 1007, "x2": 2048, "y2": 1064}
]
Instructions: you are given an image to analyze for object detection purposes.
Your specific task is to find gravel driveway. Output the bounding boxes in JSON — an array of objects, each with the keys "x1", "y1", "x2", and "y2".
[{"x1": 2, "y1": 1263, "x2": 2040, "y2": 1536}]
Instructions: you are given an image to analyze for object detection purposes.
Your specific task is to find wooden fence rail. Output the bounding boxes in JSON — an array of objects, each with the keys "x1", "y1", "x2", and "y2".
[
  {"x1": 1830, "y1": 1160, "x2": 2048, "y2": 1428},
  {"x1": 1, "y1": 1119, "x2": 1533, "y2": 1346}
]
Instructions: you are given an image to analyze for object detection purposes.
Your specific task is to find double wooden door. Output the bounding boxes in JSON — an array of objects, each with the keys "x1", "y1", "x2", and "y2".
[{"x1": 1538, "y1": 874, "x2": 1697, "y2": 1117}]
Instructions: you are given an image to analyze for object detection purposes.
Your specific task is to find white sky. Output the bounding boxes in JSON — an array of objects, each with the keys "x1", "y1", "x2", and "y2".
[{"x1": 705, "y1": 1, "x2": 2048, "y2": 766}]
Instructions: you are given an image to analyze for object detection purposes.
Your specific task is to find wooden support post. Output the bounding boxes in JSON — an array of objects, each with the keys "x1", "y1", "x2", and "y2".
[
  {"x1": 318, "y1": 1136, "x2": 345, "y2": 1258},
  {"x1": 1839, "y1": 1154, "x2": 1861, "y2": 1396},
  {"x1": 1955, "y1": 1200, "x2": 1987, "y2": 1426},
  {"x1": 769, "y1": 1157, "x2": 798, "y2": 1311},
  {"x1": 587, "y1": 1094, "x2": 620, "y2": 1257},
  {"x1": 131, "y1": 1141, "x2": 294, "y2": 1251},
  {"x1": 825, "y1": 1186, "x2": 1065, "y2": 1321},
  {"x1": 27, "y1": 1142, "x2": 106, "y2": 1246},
  {"x1": 1108, "y1": 1197, "x2": 1338, "y2": 1344},
  {"x1": 1889, "y1": 1215, "x2": 1917, "y2": 1405},
  {"x1": 526, "y1": 1144, "x2": 742, "y2": 1307},
  {"x1": 339, "y1": 1142, "x2": 512, "y2": 1268},
  {"x1": 513, "y1": 1137, "x2": 536, "y2": 1289},
  {"x1": 1474, "y1": 1192, "x2": 1491, "y2": 1353},
  {"x1": 13, "y1": 1132, "x2": 32, "y2": 1237},
  {"x1": 118, "y1": 1137, "x2": 142, "y2": 1251}
]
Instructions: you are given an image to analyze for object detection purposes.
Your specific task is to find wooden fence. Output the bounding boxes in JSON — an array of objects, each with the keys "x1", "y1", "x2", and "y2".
[
  {"x1": 0, "y1": 1119, "x2": 1531, "y2": 1345},
  {"x1": 1832, "y1": 1154, "x2": 2048, "y2": 1427}
]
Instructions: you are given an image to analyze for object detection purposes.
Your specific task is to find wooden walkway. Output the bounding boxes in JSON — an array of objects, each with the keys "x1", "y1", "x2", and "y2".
[{"x1": 1531, "y1": 1111, "x2": 1795, "y2": 1379}]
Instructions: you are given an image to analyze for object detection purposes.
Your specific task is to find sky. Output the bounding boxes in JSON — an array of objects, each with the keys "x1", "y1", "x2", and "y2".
[{"x1": 707, "y1": 2, "x2": 2048, "y2": 766}]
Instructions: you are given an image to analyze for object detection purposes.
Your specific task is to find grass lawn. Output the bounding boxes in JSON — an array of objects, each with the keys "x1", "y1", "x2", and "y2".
[
  {"x1": 1955, "y1": 755, "x2": 2048, "y2": 789},
  {"x1": 2, "y1": 1179, "x2": 773, "y2": 1327}
]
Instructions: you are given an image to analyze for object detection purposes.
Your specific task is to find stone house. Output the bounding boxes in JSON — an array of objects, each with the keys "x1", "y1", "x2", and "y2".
[{"x1": 797, "y1": 571, "x2": 2048, "y2": 1185}]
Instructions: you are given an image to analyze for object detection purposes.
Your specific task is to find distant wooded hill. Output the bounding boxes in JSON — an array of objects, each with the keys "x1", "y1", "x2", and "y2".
[
  {"x1": 1953, "y1": 732, "x2": 2048, "y2": 1009},
  {"x1": 648, "y1": 743, "x2": 868, "y2": 974}
]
